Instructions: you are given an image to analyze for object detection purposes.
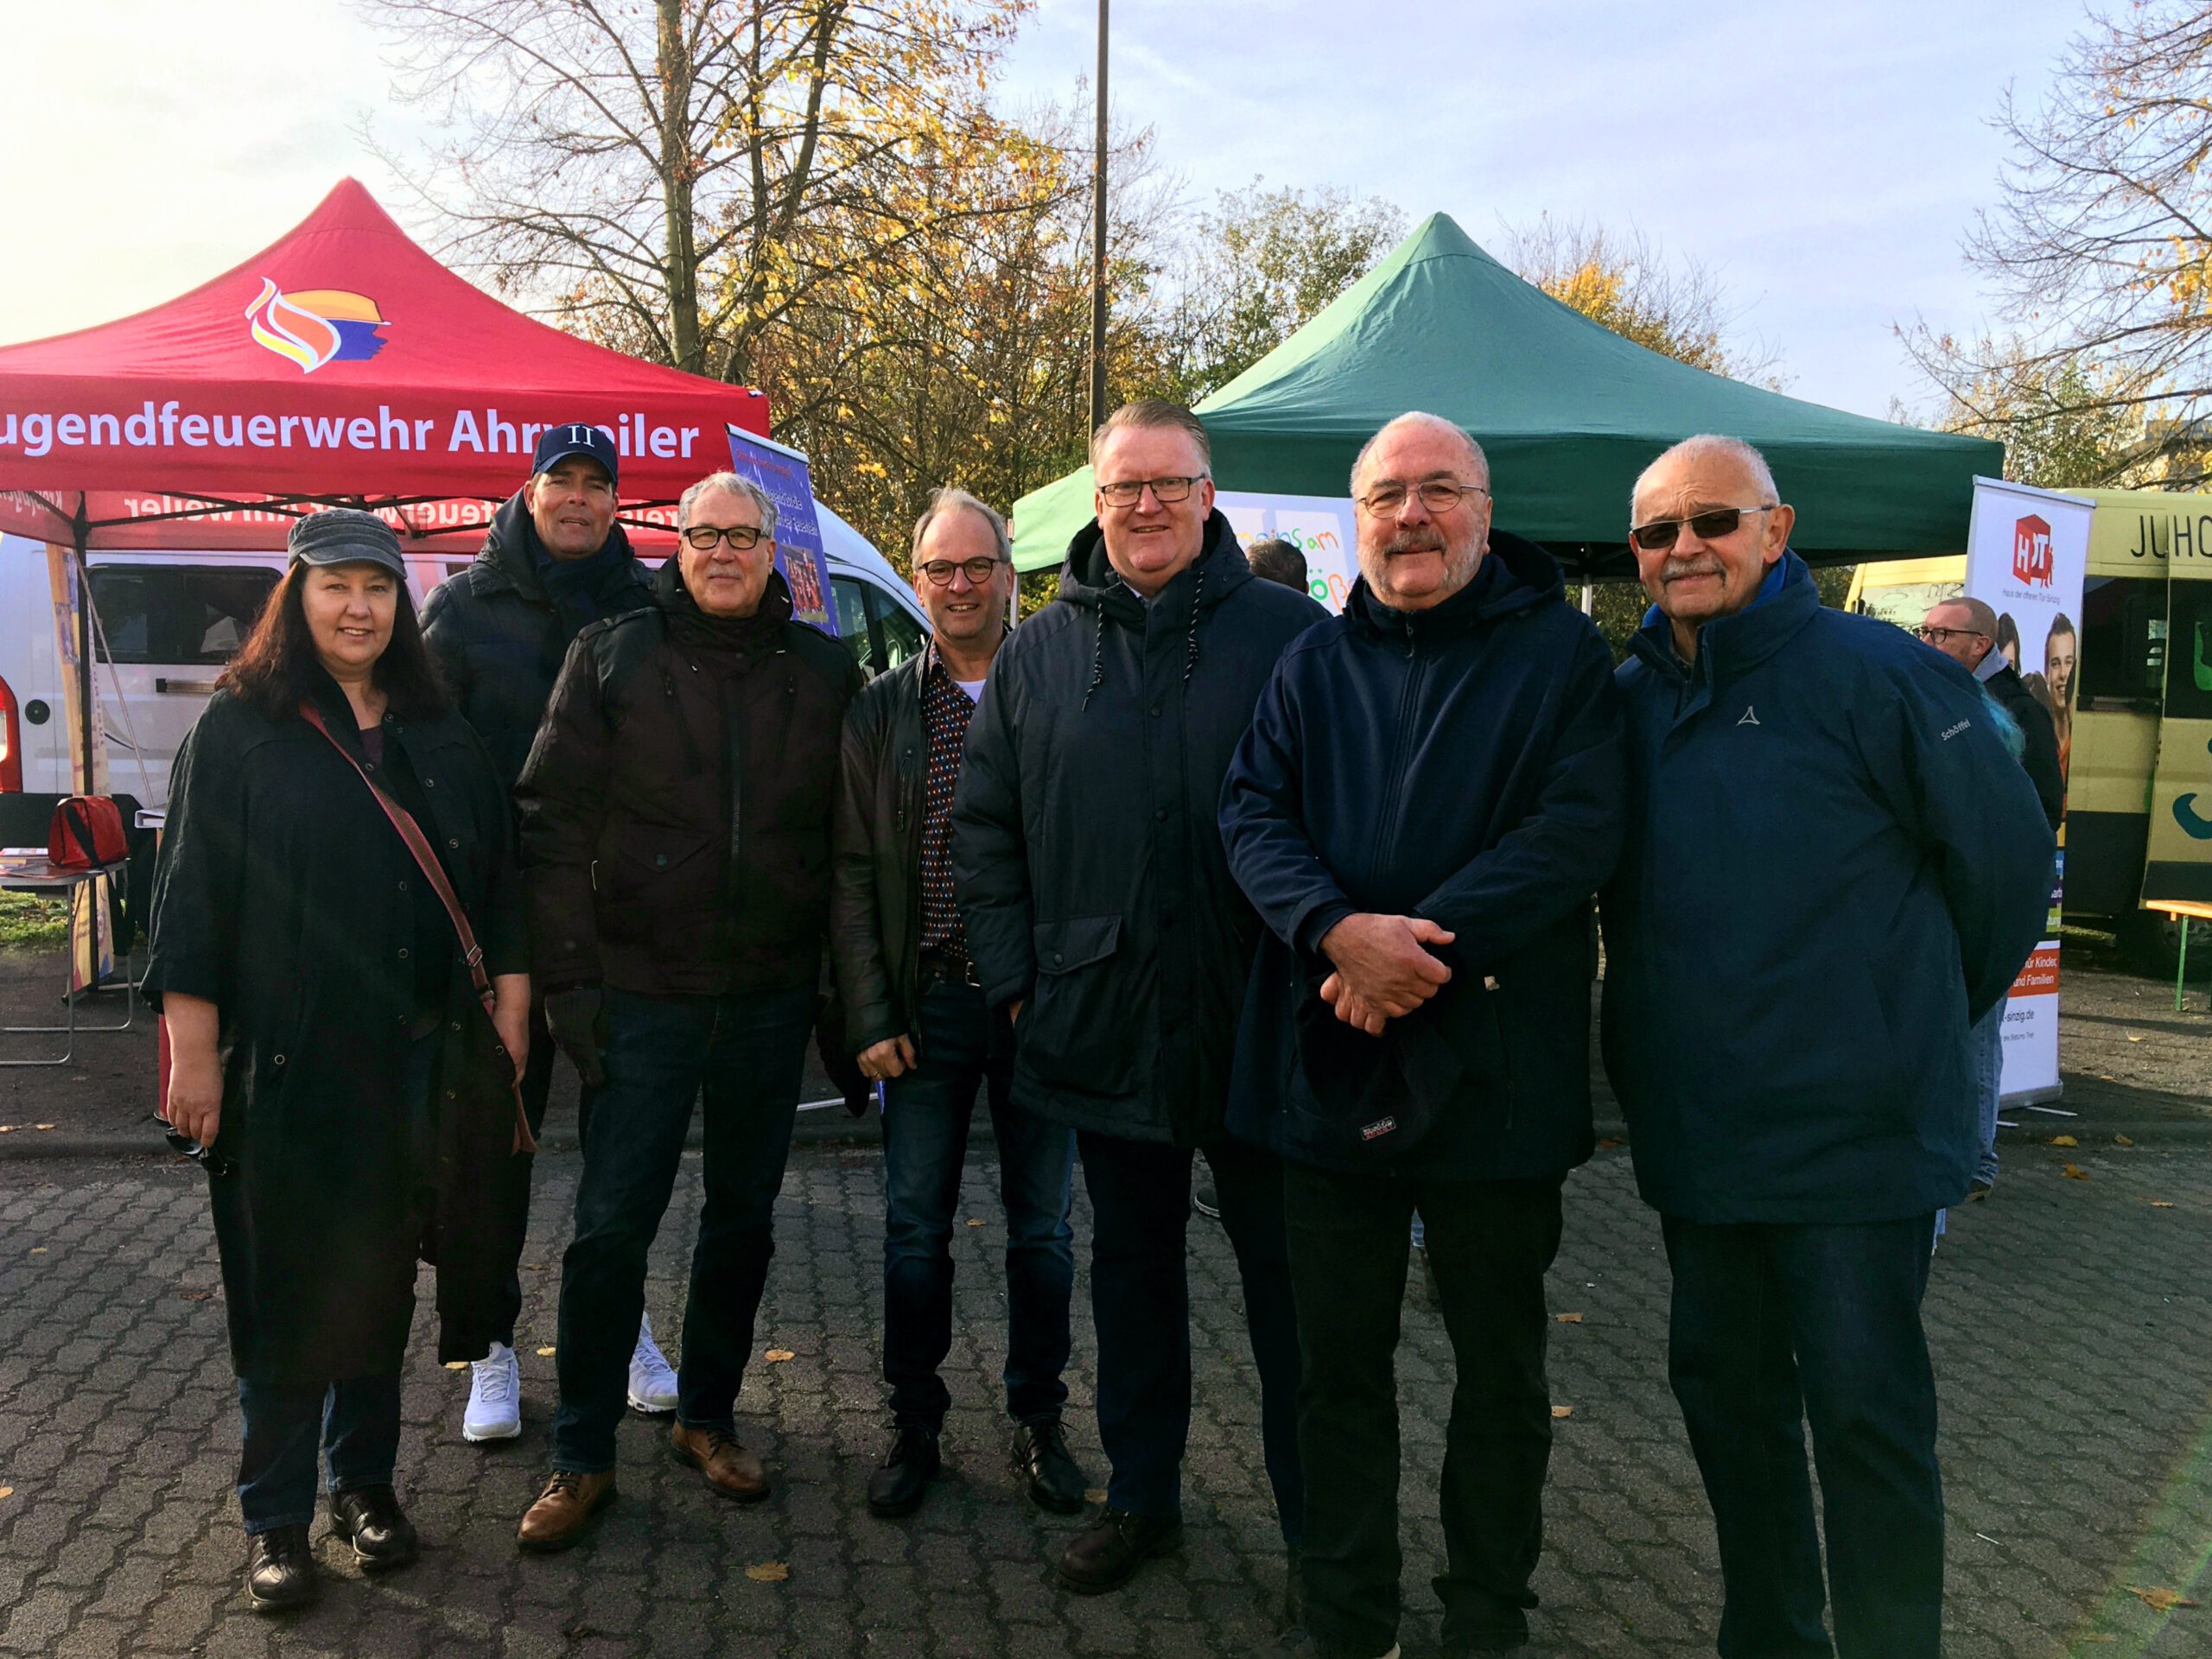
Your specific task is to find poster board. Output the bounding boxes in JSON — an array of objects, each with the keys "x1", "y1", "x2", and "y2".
[
  {"x1": 1963, "y1": 477, "x2": 2093, "y2": 1103},
  {"x1": 1217, "y1": 491, "x2": 1357, "y2": 612},
  {"x1": 723, "y1": 424, "x2": 836, "y2": 635}
]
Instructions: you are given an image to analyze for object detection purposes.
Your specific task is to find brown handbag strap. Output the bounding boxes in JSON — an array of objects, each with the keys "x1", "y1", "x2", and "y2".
[{"x1": 299, "y1": 701, "x2": 536, "y2": 1154}]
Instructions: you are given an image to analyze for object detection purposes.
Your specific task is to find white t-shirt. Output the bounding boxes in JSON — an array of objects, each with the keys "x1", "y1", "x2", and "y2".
[{"x1": 954, "y1": 678, "x2": 987, "y2": 702}]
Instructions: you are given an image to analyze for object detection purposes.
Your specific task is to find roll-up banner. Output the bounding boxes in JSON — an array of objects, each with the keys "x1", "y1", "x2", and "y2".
[
  {"x1": 723, "y1": 424, "x2": 836, "y2": 636},
  {"x1": 1217, "y1": 492, "x2": 1358, "y2": 612},
  {"x1": 1964, "y1": 477, "x2": 2093, "y2": 1103}
]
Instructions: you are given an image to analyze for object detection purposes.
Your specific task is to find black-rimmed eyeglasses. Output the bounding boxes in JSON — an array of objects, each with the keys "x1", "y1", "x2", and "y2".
[
  {"x1": 161, "y1": 1121, "x2": 235, "y2": 1178},
  {"x1": 1097, "y1": 475, "x2": 1208, "y2": 507},
  {"x1": 917, "y1": 557, "x2": 1009, "y2": 586},
  {"x1": 1916, "y1": 626, "x2": 1988, "y2": 645},
  {"x1": 682, "y1": 524, "x2": 768, "y2": 550}
]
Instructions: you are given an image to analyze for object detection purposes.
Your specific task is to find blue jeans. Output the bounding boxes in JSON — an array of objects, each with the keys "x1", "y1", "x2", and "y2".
[
  {"x1": 882, "y1": 980, "x2": 1075, "y2": 1428},
  {"x1": 1662, "y1": 1214, "x2": 1943, "y2": 1659},
  {"x1": 1076, "y1": 1130, "x2": 1304, "y2": 1545},
  {"x1": 1971, "y1": 998, "x2": 2005, "y2": 1187},
  {"x1": 550, "y1": 984, "x2": 813, "y2": 1473},
  {"x1": 236, "y1": 1373, "x2": 402, "y2": 1534}
]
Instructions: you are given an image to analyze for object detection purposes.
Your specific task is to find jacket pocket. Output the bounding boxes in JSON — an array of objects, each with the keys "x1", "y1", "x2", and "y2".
[
  {"x1": 1020, "y1": 914, "x2": 1137, "y2": 1097},
  {"x1": 596, "y1": 822, "x2": 717, "y2": 943}
]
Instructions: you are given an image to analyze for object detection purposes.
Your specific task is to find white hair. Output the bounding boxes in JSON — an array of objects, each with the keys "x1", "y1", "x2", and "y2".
[
  {"x1": 1350, "y1": 411, "x2": 1490, "y2": 496},
  {"x1": 678, "y1": 471, "x2": 779, "y2": 538},
  {"x1": 1630, "y1": 435, "x2": 1778, "y2": 516}
]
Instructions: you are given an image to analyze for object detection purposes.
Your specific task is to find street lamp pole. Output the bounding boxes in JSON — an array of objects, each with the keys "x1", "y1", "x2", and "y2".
[{"x1": 1089, "y1": 0, "x2": 1109, "y2": 430}]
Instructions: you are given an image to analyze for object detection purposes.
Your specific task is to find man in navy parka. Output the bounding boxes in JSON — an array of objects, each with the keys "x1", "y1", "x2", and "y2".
[
  {"x1": 1222, "y1": 413, "x2": 1627, "y2": 1659},
  {"x1": 1601, "y1": 435, "x2": 2053, "y2": 1659}
]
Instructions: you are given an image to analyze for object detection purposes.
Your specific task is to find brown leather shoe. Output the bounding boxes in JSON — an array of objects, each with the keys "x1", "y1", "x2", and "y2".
[
  {"x1": 516, "y1": 1470, "x2": 617, "y2": 1552},
  {"x1": 670, "y1": 1421, "x2": 770, "y2": 1503}
]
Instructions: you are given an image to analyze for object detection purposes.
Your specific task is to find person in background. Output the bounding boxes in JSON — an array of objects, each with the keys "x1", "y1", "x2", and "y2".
[
  {"x1": 512, "y1": 472, "x2": 861, "y2": 1552},
  {"x1": 830, "y1": 488, "x2": 1085, "y2": 1520},
  {"x1": 150, "y1": 509, "x2": 530, "y2": 1611},
  {"x1": 1604, "y1": 435, "x2": 2052, "y2": 1657},
  {"x1": 421, "y1": 423, "x2": 673, "y2": 1442},
  {"x1": 954, "y1": 399, "x2": 1322, "y2": 1602},
  {"x1": 1919, "y1": 594, "x2": 2063, "y2": 1203}
]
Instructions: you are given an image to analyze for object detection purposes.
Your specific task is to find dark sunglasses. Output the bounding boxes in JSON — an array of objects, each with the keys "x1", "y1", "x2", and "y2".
[
  {"x1": 160, "y1": 1119, "x2": 236, "y2": 1178},
  {"x1": 681, "y1": 524, "x2": 767, "y2": 550},
  {"x1": 1629, "y1": 504, "x2": 1775, "y2": 554}
]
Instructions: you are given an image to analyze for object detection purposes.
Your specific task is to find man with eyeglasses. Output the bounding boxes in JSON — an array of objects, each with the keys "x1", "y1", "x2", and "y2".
[
  {"x1": 829, "y1": 487, "x2": 1086, "y2": 1520},
  {"x1": 512, "y1": 470, "x2": 863, "y2": 1551},
  {"x1": 1602, "y1": 435, "x2": 2052, "y2": 1657},
  {"x1": 1221, "y1": 411, "x2": 1626, "y2": 1659},
  {"x1": 422, "y1": 424, "x2": 675, "y2": 1446},
  {"x1": 955, "y1": 399, "x2": 1322, "y2": 1602}
]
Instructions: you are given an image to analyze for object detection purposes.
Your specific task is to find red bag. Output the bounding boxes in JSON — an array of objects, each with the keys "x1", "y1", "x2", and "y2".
[{"x1": 48, "y1": 796, "x2": 129, "y2": 870}]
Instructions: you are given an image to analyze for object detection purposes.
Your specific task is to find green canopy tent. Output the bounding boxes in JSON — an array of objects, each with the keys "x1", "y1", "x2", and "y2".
[{"x1": 1010, "y1": 213, "x2": 2000, "y2": 578}]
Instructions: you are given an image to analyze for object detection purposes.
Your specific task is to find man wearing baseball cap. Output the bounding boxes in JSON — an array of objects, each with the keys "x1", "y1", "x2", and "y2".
[{"x1": 422, "y1": 422, "x2": 668, "y2": 1445}]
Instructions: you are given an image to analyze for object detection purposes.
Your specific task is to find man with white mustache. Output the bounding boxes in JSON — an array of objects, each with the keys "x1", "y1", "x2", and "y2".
[
  {"x1": 1602, "y1": 435, "x2": 2052, "y2": 1657},
  {"x1": 1222, "y1": 412, "x2": 1627, "y2": 1657}
]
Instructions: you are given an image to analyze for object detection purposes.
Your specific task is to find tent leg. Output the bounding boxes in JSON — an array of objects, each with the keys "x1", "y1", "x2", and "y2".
[
  {"x1": 72, "y1": 503, "x2": 93, "y2": 793},
  {"x1": 2178, "y1": 913, "x2": 2191, "y2": 1014},
  {"x1": 1580, "y1": 582, "x2": 1594, "y2": 617}
]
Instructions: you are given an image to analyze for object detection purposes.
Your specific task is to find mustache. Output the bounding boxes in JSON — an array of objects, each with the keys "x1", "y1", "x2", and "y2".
[
  {"x1": 1384, "y1": 529, "x2": 1448, "y2": 556},
  {"x1": 1660, "y1": 556, "x2": 1725, "y2": 582}
]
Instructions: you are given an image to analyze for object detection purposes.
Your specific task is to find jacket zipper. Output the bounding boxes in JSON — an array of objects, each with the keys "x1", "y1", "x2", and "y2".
[{"x1": 1366, "y1": 617, "x2": 1426, "y2": 881}]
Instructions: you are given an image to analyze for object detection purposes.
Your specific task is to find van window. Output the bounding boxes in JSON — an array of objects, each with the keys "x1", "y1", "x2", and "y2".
[
  {"x1": 2078, "y1": 575, "x2": 2166, "y2": 709},
  {"x1": 831, "y1": 576, "x2": 880, "y2": 677},
  {"x1": 89, "y1": 565, "x2": 280, "y2": 667},
  {"x1": 2168, "y1": 580, "x2": 2212, "y2": 721},
  {"x1": 868, "y1": 588, "x2": 925, "y2": 671}
]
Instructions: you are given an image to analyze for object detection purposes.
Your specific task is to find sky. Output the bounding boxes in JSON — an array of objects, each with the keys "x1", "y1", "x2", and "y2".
[{"x1": 1, "y1": 0, "x2": 2094, "y2": 423}]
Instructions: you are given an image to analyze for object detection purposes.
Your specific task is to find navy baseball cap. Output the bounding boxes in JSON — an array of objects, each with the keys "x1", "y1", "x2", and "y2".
[
  {"x1": 531, "y1": 422, "x2": 620, "y2": 487},
  {"x1": 288, "y1": 507, "x2": 405, "y2": 577}
]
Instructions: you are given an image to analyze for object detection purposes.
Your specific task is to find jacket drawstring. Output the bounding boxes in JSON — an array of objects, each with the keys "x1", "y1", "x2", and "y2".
[
  {"x1": 1182, "y1": 563, "x2": 1205, "y2": 685},
  {"x1": 1080, "y1": 606, "x2": 1108, "y2": 712}
]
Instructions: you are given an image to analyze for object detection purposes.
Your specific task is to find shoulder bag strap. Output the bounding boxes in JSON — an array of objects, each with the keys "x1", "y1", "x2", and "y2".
[{"x1": 299, "y1": 701, "x2": 535, "y2": 1154}]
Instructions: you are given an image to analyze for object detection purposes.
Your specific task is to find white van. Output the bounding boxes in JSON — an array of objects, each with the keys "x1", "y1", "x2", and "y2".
[{"x1": 0, "y1": 503, "x2": 924, "y2": 810}]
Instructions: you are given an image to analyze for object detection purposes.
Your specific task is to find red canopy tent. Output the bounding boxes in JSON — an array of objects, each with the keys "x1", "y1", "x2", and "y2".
[{"x1": 0, "y1": 177, "x2": 772, "y2": 784}]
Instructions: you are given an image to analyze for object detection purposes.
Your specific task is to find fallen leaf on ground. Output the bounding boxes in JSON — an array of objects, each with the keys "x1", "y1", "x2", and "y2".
[
  {"x1": 764, "y1": 1349, "x2": 795, "y2": 1363},
  {"x1": 745, "y1": 1561, "x2": 789, "y2": 1582},
  {"x1": 2127, "y1": 1586, "x2": 2198, "y2": 1611},
  {"x1": 522, "y1": 1262, "x2": 546, "y2": 1272},
  {"x1": 966, "y1": 1218, "x2": 985, "y2": 1227},
  {"x1": 2114, "y1": 1134, "x2": 2135, "y2": 1147},
  {"x1": 445, "y1": 1360, "x2": 468, "y2": 1370},
  {"x1": 29, "y1": 1247, "x2": 46, "y2": 1255},
  {"x1": 1551, "y1": 1405, "x2": 1574, "y2": 1420},
  {"x1": 2063, "y1": 1164, "x2": 2089, "y2": 1180},
  {"x1": 0, "y1": 1488, "x2": 13, "y2": 1501},
  {"x1": 33, "y1": 1124, "x2": 54, "y2": 1132},
  {"x1": 1084, "y1": 1488, "x2": 1108, "y2": 1505},
  {"x1": 2151, "y1": 1200, "x2": 2176, "y2": 1209},
  {"x1": 2050, "y1": 1135, "x2": 2079, "y2": 1147},
  {"x1": 0, "y1": 1126, "x2": 14, "y2": 1133},
  {"x1": 178, "y1": 1290, "x2": 211, "y2": 1302},
  {"x1": 536, "y1": 1346, "x2": 556, "y2": 1357},
  {"x1": 1555, "y1": 1313, "x2": 1583, "y2": 1324},
  {"x1": 1595, "y1": 1137, "x2": 1624, "y2": 1150}
]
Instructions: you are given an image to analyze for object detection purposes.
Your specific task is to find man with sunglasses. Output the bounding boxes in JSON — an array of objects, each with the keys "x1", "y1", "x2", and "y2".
[
  {"x1": 829, "y1": 488, "x2": 1086, "y2": 1521},
  {"x1": 955, "y1": 399, "x2": 1322, "y2": 1601},
  {"x1": 422, "y1": 424, "x2": 674, "y2": 1446},
  {"x1": 1222, "y1": 411, "x2": 1626, "y2": 1659},
  {"x1": 512, "y1": 471, "x2": 863, "y2": 1550},
  {"x1": 1602, "y1": 435, "x2": 2053, "y2": 1658}
]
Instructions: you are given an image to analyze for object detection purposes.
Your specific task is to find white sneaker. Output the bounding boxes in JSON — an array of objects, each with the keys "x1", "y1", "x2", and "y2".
[
  {"x1": 626, "y1": 1313, "x2": 679, "y2": 1414},
  {"x1": 463, "y1": 1341, "x2": 523, "y2": 1443}
]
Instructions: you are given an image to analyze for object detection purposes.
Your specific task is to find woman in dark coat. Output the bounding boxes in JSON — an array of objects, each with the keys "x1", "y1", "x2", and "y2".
[{"x1": 149, "y1": 509, "x2": 530, "y2": 1612}]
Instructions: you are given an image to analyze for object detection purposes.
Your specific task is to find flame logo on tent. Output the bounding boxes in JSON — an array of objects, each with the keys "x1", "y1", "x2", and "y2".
[{"x1": 245, "y1": 279, "x2": 390, "y2": 372}]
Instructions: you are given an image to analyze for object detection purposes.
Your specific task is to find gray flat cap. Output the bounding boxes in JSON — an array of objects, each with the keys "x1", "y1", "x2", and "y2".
[{"x1": 288, "y1": 507, "x2": 405, "y2": 576}]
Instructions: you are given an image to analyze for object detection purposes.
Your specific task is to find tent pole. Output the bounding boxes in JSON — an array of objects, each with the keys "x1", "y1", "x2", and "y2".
[
  {"x1": 71, "y1": 499, "x2": 94, "y2": 793},
  {"x1": 1580, "y1": 582, "x2": 1594, "y2": 617},
  {"x1": 1088, "y1": 0, "x2": 1109, "y2": 429}
]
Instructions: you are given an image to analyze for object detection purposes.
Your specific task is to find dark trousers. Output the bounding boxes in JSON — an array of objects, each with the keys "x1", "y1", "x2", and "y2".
[
  {"x1": 550, "y1": 984, "x2": 813, "y2": 1473},
  {"x1": 1285, "y1": 1163, "x2": 1564, "y2": 1656},
  {"x1": 1076, "y1": 1130, "x2": 1304, "y2": 1545},
  {"x1": 882, "y1": 981, "x2": 1076, "y2": 1428},
  {"x1": 488, "y1": 1001, "x2": 556, "y2": 1347},
  {"x1": 1662, "y1": 1213, "x2": 1944, "y2": 1659},
  {"x1": 236, "y1": 1372, "x2": 402, "y2": 1534}
]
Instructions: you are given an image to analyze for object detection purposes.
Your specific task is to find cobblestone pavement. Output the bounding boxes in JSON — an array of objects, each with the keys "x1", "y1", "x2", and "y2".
[{"x1": 2, "y1": 1128, "x2": 2209, "y2": 1658}]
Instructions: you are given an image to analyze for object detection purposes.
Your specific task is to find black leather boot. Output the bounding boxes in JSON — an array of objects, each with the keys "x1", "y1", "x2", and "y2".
[
  {"x1": 327, "y1": 1484, "x2": 419, "y2": 1571},
  {"x1": 865, "y1": 1425, "x2": 942, "y2": 1518},
  {"x1": 1056, "y1": 1508, "x2": 1182, "y2": 1593},
  {"x1": 1008, "y1": 1417, "x2": 1087, "y2": 1515},
  {"x1": 245, "y1": 1524, "x2": 318, "y2": 1612}
]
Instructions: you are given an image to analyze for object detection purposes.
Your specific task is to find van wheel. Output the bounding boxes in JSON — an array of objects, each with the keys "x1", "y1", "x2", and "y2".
[{"x1": 2117, "y1": 909, "x2": 2212, "y2": 981}]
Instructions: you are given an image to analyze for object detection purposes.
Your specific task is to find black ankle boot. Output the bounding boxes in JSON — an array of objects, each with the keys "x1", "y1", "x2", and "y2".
[
  {"x1": 865, "y1": 1425, "x2": 941, "y2": 1517},
  {"x1": 245, "y1": 1524, "x2": 318, "y2": 1611},
  {"x1": 327, "y1": 1484, "x2": 419, "y2": 1571}
]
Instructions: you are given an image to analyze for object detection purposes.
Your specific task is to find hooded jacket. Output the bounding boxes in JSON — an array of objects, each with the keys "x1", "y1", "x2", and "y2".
[
  {"x1": 1601, "y1": 553, "x2": 2056, "y2": 1224},
  {"x1": 517, "y1": 558, "x2": 863, "y2": 999},
  {"x1": 421, "y1": 490, "x2": 656, "y2": 795},
  {"x1": 1220, "y1": 533, "x2": 1626, "y2": 1179},
  {"x1": 951, "y1": 510, "x2": 1323, "y2": 1145}
]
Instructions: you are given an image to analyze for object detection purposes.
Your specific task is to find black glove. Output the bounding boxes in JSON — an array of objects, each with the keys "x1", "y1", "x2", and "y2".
[{"x1": 543, "y1": 987, "x2": 607, "y2": 1089}]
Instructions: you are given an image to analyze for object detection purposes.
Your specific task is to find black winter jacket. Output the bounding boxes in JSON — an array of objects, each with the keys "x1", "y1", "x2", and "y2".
[
  {"x1": 517, "y1": 559, "x2": 863, "y2": 999},
  {"x1": 952, "y1": 512, "x2": 1323, "y2": 1145},
  {"x1": 421, "y1": 492, "x2": 655, "y2": 795},
  {"x1": 1982, "y1": 659, "x2": 2064, "y2": 829},
  {"x1": 1220, "y1": 537, "x2": 1627, "y2": 1179},
  {"x1": 829, "y1": 652, "x2": 930, "y2": 1053},
  {"x1": 145, "y1": 675, "x2": 527, "y2": 1384}
]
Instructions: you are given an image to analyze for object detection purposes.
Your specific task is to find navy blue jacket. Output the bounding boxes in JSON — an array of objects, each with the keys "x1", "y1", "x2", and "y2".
[
  {"x1": 952, "y1": 511, "x2": 1324, "y2": 1146},
  {"x1": 1220, "y1": 533, "x2": 1627, "y2": 1179},
  {"x1": 421, "y1": 492, "x2": 655, "y2": 796},
  {"x1": 1601, "y1": 553, "x2": 2056, "y2": 1224}
]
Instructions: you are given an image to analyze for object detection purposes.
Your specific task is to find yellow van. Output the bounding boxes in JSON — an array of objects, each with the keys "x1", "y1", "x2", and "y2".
[{"x1": 1846, "y1": 488, "x2": 2212, "y2": 974}]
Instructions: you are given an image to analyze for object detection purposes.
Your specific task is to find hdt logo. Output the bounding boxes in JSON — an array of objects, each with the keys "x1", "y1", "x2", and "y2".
[{"x1": 2012, "y1": 513, "x2": 2055, "y2": 587}]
